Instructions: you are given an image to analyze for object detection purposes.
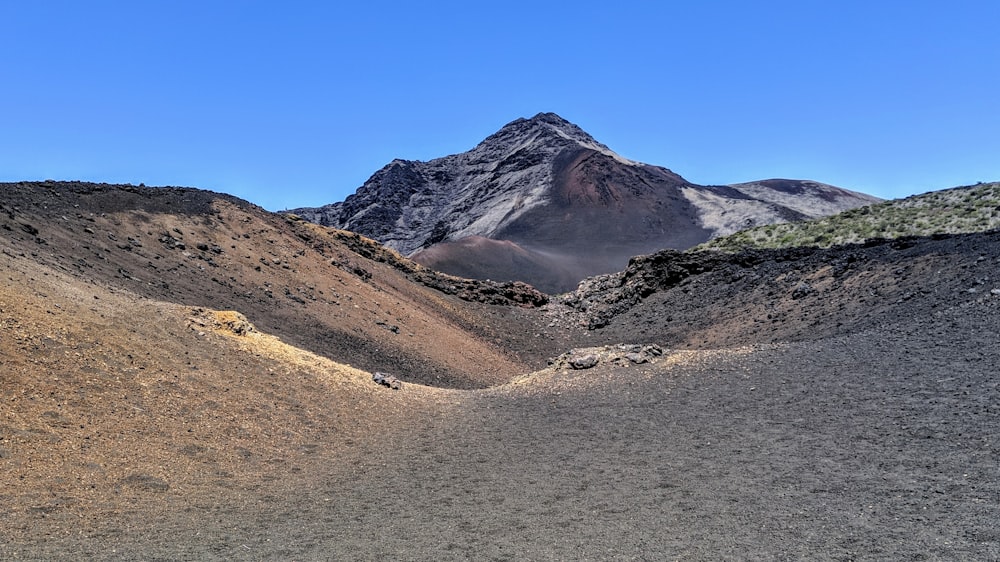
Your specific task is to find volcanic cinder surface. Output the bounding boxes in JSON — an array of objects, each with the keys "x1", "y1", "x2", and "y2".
[{"x1": 2, "y1": 181, "x2": 999, "y2": 560}]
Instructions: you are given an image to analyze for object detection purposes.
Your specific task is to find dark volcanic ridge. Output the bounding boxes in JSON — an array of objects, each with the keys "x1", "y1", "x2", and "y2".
[
  {"x1": 561, "y1": 229, "x2": 1000, "y2": 342},
  {"x1": 292, "y1": 112, "x2": 880, "y2": 292}
]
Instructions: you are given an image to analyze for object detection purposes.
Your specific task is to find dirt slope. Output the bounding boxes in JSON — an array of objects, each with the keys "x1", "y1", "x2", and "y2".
[
  {"x1": 0, "y1": 252, "x2": 467, "y2": 556},
  {"x1": 0, "y1": 181, "x2": 556, "y2": 388}
]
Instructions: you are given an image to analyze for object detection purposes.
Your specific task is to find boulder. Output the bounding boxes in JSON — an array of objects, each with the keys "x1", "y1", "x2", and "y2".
[
  {"x1": 569, "y1": 354, "x2": 599, "y2": 370},
  {"x1": 372, "y1": 372, "x2": 402, "y2": 390}
]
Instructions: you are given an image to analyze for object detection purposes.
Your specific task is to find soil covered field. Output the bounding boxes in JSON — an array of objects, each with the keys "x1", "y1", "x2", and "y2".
[{"x1": 2, "y1": 183, "x2": 998, "y2": 560}]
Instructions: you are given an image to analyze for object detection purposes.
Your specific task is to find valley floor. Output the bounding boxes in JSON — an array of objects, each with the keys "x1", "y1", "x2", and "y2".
[{"x1": 5, "y1": 299, "x2": 998, "y2": 561}]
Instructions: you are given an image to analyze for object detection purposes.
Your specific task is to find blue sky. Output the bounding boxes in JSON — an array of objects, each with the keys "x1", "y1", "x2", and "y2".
[{"x1": 2, "y1": 1, "x2": 998, "y2": 210}]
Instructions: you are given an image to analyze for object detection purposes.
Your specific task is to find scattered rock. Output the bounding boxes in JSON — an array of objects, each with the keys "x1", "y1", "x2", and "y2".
[
  {"x1": 643, "y1": 344, "x2": 664, "y2": 356},
  {"x1": 551, "y1": 344, "x2": 666, "y2": 370},
  {"x1": 791, "y1": 282, "x2": 815, "y2": 299},
  {"x1": 624, "y1": 352, "x2": 648, "y2": 364},
  {"x1": 187, "y1": 309, "x2": 256, "y2": 336},
  {"x1": 373, "y1": 372, "x2": 402, "y2": 390},
  {"x1": 159, "y1": 234, "x2": 185, "y2": 250},
  {"x1": 217, "y1": 313, "x2": 255, "y2": 336},
  {"x1": 331, "y1": 230, "x2": 547, "y2": 307},
  {"x1": 285, "y1": 292, "x2": 307, "y2": 305},
  {"x1": 569, "y1": 354, "x2": 599, "y2": 370},
  {"x1": 117, "y1": 268, "x2": 138, "y2": 281}
]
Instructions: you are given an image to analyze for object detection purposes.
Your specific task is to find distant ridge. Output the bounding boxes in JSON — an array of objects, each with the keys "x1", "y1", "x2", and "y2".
[
  {"x1": 697, "y1": 181, "x2": 1000, "y2": 252},
  {"x1": 292, "y1": 113, "x2": 880, "y2": 292}
]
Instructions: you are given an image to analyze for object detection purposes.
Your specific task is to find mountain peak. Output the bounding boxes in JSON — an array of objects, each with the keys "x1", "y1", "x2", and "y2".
[
  {"x1": 500, "y1": 111, "x2": 572, "y2": 128},
  {"x1": 527, "y1": 111, "x2": 573, "y2": 126},
  {"x1": 478, "y1": 112, "x2": 629, "y2": 166},
  {"x1": 494, "y1": 112, "x2": 595, "y2": 143}
]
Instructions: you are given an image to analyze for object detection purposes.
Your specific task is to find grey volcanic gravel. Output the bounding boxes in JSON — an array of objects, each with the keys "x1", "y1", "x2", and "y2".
[
  {"x1": 14, "y1": 303, "x2": 999, "y2": 561},
  {"x1": 257, "y1": 307, "x2": 1000, "y2": 560}
]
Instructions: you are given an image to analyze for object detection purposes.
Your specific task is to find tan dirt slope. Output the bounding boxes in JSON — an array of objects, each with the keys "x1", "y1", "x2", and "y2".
[
  {"x1": 0, "y1": 182, "x2": 561, "y2": 389},
  {"x1": 0, "y1": 250, "x2": 465, "y2": 552}
]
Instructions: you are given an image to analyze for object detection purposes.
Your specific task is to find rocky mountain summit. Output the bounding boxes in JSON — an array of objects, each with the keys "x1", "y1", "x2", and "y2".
[{"x1": 292, "y1": 113, "x2": 880, "y2": 292}]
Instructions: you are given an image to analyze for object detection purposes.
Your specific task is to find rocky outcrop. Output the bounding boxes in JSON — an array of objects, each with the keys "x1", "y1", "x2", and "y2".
[
  {"x1": 548, "y1": 344, "x2": 665, "y2": 370},
  {"x1": 293, "y1": 113, "x2": 880, "y2": 292}
]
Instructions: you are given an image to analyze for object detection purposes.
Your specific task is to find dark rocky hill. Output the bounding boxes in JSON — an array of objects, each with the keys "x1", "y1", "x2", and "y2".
[{"x1": 292, "y1": 113, "x2": 880, "y2": 292}]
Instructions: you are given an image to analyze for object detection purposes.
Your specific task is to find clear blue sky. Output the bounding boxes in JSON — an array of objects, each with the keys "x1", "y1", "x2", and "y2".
[{"x1": 2, "y1": 1, "x2": 998, "y2": 210}]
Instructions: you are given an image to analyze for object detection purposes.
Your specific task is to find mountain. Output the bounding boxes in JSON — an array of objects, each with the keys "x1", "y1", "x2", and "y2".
[{"x1": 291, "y1": 113, "x2": 880, "y2": 292}]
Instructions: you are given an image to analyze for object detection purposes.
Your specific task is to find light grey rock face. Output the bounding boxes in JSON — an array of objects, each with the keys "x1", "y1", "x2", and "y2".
[
  {"x1": 295, "y1": 112, "x2": 608, "y2": 255},
  {"x1": 291, "y1": 113, "x2": 880, "y2": 292},
  {"x1": 687, "y1": 179, "x2": 884, "y2": 237}
]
